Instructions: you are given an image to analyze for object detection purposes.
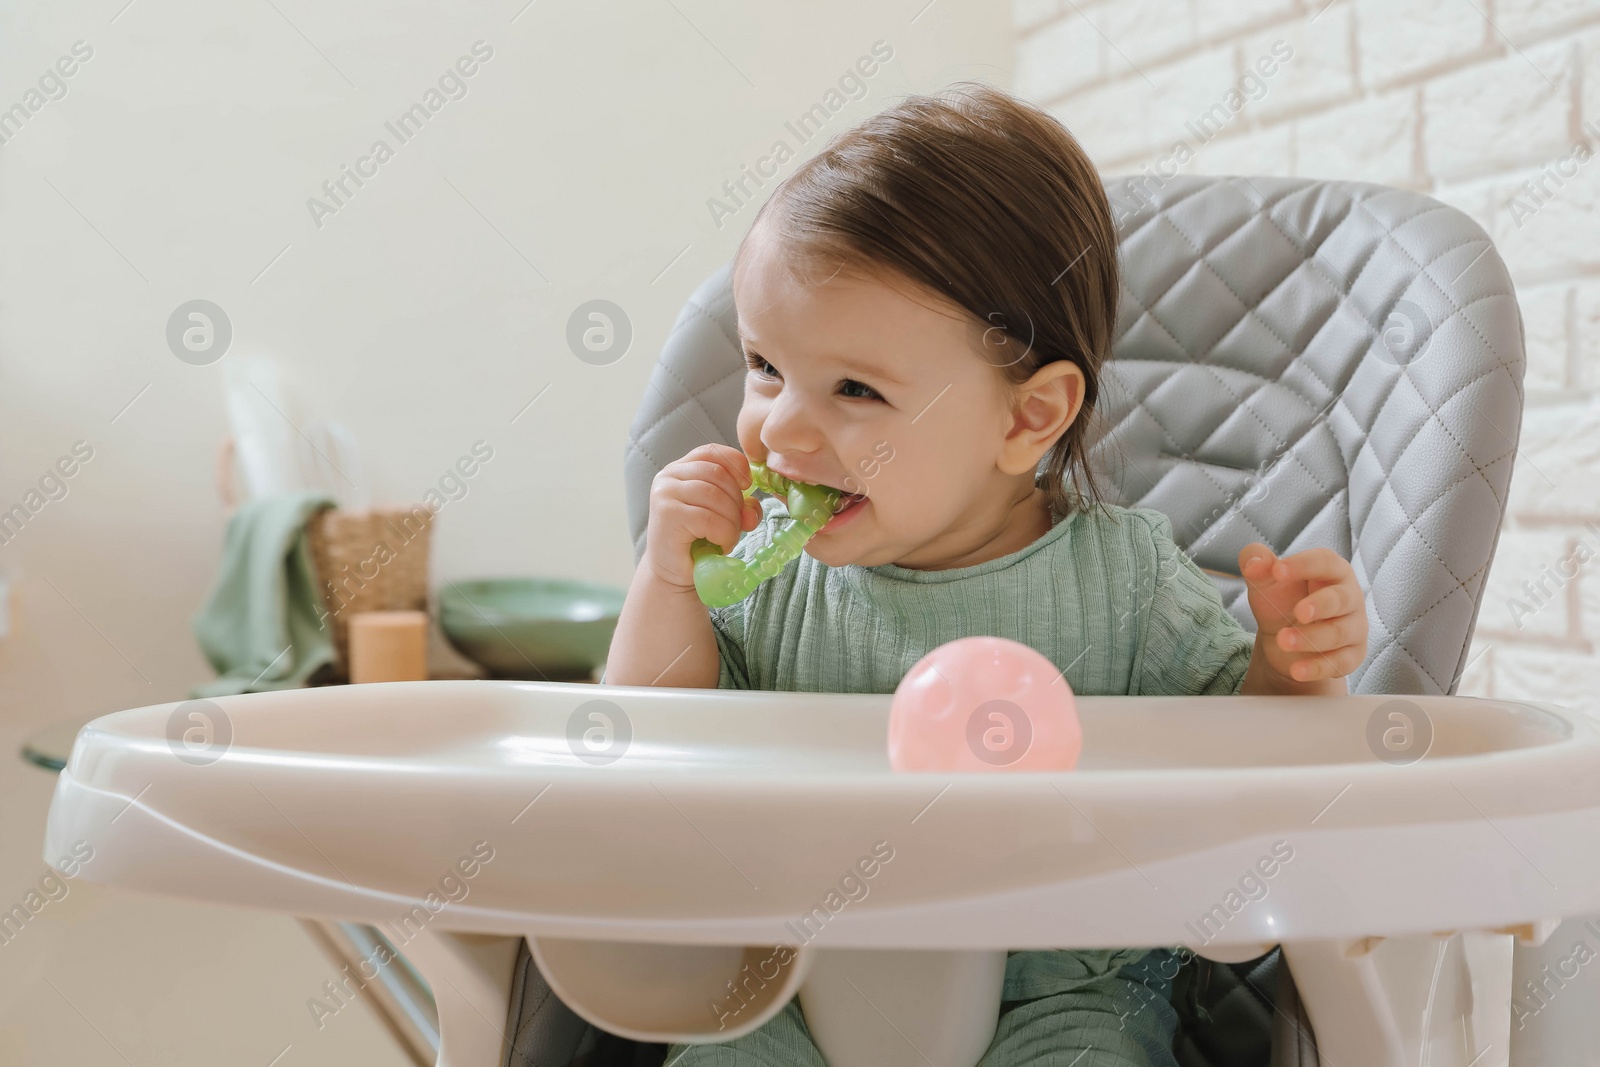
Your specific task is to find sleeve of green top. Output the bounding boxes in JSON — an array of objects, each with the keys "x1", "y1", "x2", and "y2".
[{"x1": 1128, "y1": 508, "x2": 1255, "y2": 697}]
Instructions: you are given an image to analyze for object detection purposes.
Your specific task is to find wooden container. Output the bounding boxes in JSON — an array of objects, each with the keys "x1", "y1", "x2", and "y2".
[
  {"x1": 306, "y1": 505, "x2": 433, "y2": 681},
  {"x1": 348, "y1": 610, "x2": 429, "y2": 683}
]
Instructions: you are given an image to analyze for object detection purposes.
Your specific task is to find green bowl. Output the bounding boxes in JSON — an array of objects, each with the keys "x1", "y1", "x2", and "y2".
[{"x1": 439, "y1": 578, "x2": 625, "y2": 681}]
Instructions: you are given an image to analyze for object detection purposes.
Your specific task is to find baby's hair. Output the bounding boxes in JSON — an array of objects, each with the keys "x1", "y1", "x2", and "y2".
[{"x1": 737, "y1": 81, "x2": 1118, "y2": 522}]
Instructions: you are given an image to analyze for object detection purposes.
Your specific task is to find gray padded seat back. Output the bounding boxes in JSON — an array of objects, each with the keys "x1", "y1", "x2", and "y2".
[{"x1": 622, "y1": 175, "x2": 1526, "y2": 697}]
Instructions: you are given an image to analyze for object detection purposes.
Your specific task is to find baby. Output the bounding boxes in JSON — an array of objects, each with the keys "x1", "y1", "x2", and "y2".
[{"x1": 607, "y1": 83, "x2": 1368, "y2": 1067}]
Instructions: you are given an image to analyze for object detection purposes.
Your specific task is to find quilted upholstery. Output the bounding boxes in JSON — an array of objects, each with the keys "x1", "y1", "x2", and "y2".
[
  {"x1": 622, "y1": 174, "x2": 1526, "y2": 696},
  {"x1": 584, "y1": 175, "x2": 1527, "y2": 1065},
  {"x1": 505, "y1": 938, "x2": 589, "y2": 1066}
]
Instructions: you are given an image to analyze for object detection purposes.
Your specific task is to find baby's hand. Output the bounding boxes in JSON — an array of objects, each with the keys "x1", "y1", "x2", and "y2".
[
  {"x1": 1239, "y1": 544, "x2": 1369, "y2": 686},
  {"x1": 643, "y1": 444, "x2": 763, "y2": 593}
]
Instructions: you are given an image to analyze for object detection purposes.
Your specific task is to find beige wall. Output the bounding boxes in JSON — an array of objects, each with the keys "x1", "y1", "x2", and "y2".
[
  {"x1": 0, "y1": 8, "x2": 1011, "y2": 1063},
  {"x1": 1015, "y1": 0, "x2": 1600, "y2": 716},
  {"x1": 0, "y1": 3, "x2": 1011, "y2": 736}
]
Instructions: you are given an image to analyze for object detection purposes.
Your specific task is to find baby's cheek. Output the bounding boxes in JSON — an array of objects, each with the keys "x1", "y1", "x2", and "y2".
[
  {"x1": 866, "y1": 477, "x2": 935, "y2": 538},
  {"x1": 734, "y1": 409, "x2": 765, "y2": 460}
]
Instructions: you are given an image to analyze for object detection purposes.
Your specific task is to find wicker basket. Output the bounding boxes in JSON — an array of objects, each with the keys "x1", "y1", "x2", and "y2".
[{"x1": 305, "y1": 504, "x2": 434, "y2": 681}]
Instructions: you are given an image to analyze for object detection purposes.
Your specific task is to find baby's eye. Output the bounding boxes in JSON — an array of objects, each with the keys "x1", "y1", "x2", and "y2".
[
  {"x1": 743, "y1": 352, "x2": 779, "y2": 379},
  {"x1": 839, "y1": 379, "x2": 882, "y2": 401}
]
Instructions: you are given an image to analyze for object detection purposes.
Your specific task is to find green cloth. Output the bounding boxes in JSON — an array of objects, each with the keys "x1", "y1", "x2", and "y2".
[
  {"x1": 190, "y1": 490, "x2": 339, "y2": 698},
  {"x1": 711, "y1": 496, "x2": 1254, "y2": 700},
  {"x1": 669, "y1": 959, "x2": 1181, "y2": 1067},
  {"x1": 670, "y1": 495, "x2": 1254, "y2": 1066}
]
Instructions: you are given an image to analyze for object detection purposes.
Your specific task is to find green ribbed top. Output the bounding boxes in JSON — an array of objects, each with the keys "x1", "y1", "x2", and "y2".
[
  {"x1": 713, "y1": 494, "x2": 1253, "y2": 699},
  {"x1": 709, "y1": 493, "x2": 1254, "y2": 1006}
]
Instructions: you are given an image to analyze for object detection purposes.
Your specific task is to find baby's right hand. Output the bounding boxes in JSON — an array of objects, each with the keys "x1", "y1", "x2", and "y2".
[{"x1": 643, "y1": 444, "x2": 763, "y2": 593}]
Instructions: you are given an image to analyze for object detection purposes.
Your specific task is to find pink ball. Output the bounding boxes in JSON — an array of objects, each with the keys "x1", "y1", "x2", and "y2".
[{"x1": 888, "y1": 636, "x2": 1081, "y2": 773}]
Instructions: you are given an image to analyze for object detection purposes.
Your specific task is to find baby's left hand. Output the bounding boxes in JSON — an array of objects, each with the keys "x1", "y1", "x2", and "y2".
[{"x1": 1239, "y1": 543, "x2": 1368, "y2": 687}]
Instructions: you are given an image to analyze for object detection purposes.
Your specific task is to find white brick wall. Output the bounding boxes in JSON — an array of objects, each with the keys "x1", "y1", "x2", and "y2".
[{"x1": 1015, "y1": 0, "x2": 1600, "y2": 720}]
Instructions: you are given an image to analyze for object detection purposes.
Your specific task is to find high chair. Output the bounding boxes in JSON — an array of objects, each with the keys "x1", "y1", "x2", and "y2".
[{"x1": 42, "y1": 176, "x2": 1600, "y2": 1067}]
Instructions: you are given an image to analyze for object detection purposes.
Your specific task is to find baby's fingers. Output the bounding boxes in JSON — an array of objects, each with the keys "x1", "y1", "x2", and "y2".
[
  {"x1": 1265, "y1": 546, "x2": 1347, "y2": 585},
  {"x1": 658, "y1": 456, "x2": 749, "y2": 510},
  {"x1": 1293, "y1": 580, "x2": 1363, "y2": 624},
  {"x1": 1286, "y1": 643, "x2": 1366, "y2": 682},
  {"x1": 675, "y1": 479, "x2": 751, "y2": 549},
  {"x1": 684, "y1": 443, "x2": 753, "y2": 493},
  {"x1": 1275, "y1": 611, "x2": 1364, "y2": 654},
  {"x1": 1239, "y1": 543, "x2": 1278, "y2": 581}
]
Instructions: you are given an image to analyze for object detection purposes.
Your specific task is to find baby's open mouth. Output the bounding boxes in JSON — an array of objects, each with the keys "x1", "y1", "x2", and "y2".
[
  {"x1": 833, "y1": 490, "x2": 867, "y2": 511},
  {"x1": 818, "y1": 490, "x2": 869, "y2": 531}
]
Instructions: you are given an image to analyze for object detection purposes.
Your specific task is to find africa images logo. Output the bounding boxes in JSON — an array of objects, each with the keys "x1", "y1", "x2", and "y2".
[
  {"x1": 704, "y1": 40, "x2": 894, "y2": 230},
  {"x1": 305, "y1": 41, "x2": 495, "y2": 229}
]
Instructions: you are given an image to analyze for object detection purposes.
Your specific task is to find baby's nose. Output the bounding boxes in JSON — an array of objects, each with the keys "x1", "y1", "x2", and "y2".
[{"x1": 757, "y1": 396, "x2": 827, "y2": 462}]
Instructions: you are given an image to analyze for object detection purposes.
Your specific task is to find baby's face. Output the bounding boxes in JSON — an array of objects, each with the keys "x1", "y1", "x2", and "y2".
[{"x1": 732, "y1": 219, "x2": 1033, "y2": 569}]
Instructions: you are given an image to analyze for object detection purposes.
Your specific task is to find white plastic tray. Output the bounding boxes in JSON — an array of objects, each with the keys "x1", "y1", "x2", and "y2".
[{"x1": 42, "y1": 681, "x2": 1600, "y2": 1067}]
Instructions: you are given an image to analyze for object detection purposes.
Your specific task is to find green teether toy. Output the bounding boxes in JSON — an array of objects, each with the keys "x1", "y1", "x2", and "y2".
[{"x1": 691, "y1": 462, "x2": 843, "y2": 608}]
